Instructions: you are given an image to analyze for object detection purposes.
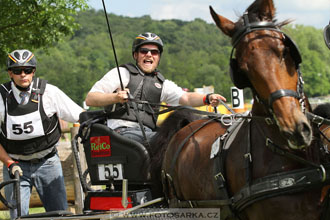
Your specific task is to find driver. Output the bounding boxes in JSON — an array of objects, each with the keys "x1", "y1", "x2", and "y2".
[{"x1": 85, "y1": 32, "x2": 226, "y2": 144}]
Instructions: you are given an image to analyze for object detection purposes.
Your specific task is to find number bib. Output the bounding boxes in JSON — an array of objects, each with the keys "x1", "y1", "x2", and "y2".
[
  {"x1": 0, "y1": 79, "x2": 62, "y2": 155},
  {"x1": 6, "y1": 110, "x2": 45, "y2": 140}
]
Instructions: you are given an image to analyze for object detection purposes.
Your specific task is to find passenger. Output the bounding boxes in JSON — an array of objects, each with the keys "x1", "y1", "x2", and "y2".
[
  {"x1": 85, "y1": 32, "x2": 226, "y2": 144},
  {"x1": 0, "y1": 49, "x2": 83, "y2": 219}
]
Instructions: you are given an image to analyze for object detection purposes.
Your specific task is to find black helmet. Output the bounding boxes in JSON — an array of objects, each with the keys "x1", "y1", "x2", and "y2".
[
  {"x1": 132, "y1": 32, "x2": 164, "y2": 55},
  {"x1": 7, "y1": 49, "x2": 37, "y2": 70},
  {"x1": 324, "y1": 22, "x2": 330, "y2": 49}
]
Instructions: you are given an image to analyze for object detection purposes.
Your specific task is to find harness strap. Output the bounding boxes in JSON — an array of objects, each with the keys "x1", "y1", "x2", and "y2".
[
  {"x1": 171, "y1": 198, "x2": 233, "y2": 208},
  {"x1": 31, "y1": 77, "x2": 47, "y2": 102},
  {"x1": 232, "y1": 162, "x2": 330, "y2": 212},
  {"x1": 128, "y1": 81, "x2": 150, "y2": 146},
  {"x1": 212, "y1": 143, "x2": 237, "y2": 220},
  {"x1": 268, "y1": 89, "x2": 300, "y2": 107},
  {"x1": 213, "y1": 143, "x2": 226, "y2": 198},
  {"x1": 319, "y1": 125, "x2": 330, "y2": 144},
  {"x1": 306, "y1": 112, "x2": 330, "y2": 126},
  {"x1": 169, "y1": 117, "x2": 219, "y2": 177},
  {"x1": 266, "y1": 138, "x2": 322, "y2": 169},
  {"x1": 244, "y1": 120, "x2": 252, "y2": 184}
]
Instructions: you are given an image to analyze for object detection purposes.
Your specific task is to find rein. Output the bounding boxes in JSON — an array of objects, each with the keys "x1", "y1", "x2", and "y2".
[
  {"x1": 266, "y1": 138, "x2": 327, "y2": 174},
  {"x1": 320, "y1": 125, "x2": 330, "y2": 144},
  {"x1": 128, "y1": 98, "x2": 330, "y2": 127},
  {"x1": 306, "y1": 111, "x2": 330, "y2": 126}
]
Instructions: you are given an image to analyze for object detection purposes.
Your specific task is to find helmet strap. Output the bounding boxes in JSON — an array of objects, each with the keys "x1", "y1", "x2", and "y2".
[{"x1": 11, "y1": 78, "x2": 31, "y2": 92}]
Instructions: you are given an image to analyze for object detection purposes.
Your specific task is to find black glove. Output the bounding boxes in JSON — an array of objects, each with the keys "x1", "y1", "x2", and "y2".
[{"x1": 8, "y1": 162, "x2": 23, "y2": 179}]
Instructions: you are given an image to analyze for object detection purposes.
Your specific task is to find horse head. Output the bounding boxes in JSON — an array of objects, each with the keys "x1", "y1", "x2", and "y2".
[{"x1": 210, "y1": 0, "x2": 312, "y2": 149}]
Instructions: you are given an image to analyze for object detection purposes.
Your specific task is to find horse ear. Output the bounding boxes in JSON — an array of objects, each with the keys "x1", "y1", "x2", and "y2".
[
  {"x1": 256, "y1": 0, "x2": 275, "y2": 21},
  {"x1": 209, "y1": 6, "x2": 235, "y2": 37}
]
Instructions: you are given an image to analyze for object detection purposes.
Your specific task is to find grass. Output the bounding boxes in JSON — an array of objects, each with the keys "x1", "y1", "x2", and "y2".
[{"x1": 0, "y1": 207, "x2": 45, "y2": 220}]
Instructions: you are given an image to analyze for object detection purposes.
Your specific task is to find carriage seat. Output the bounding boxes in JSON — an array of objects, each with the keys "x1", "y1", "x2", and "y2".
[{"x1": 78, "y1": 111, "x2": 151, "y2": 187}]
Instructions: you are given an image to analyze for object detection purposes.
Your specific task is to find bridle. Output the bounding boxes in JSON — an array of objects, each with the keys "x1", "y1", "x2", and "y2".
[
  {"x1": 319, "y1": 124, "x2": 330, "y2": 151},
  {"x1": 230, "y1": 13, "x2": 305, "y2": 115}
]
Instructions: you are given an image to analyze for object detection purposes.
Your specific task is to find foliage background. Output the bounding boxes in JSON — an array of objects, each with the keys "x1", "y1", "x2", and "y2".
[{"x1": 1, "y1": 8, "x2": 329, "y2": 107}]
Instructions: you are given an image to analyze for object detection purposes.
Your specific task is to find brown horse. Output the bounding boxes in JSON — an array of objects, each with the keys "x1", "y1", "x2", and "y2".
[{"x1": 150, "y1": 0, "x2": 330, "y2": 220}]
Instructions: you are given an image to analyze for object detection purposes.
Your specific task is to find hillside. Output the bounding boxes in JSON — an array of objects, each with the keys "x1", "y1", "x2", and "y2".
[{"x1": 3, "y1": 9, "x2": 328, "y2": 106}]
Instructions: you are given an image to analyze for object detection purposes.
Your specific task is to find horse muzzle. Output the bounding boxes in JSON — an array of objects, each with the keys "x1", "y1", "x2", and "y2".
[{"x1": 280, "y1": 116, "x2": 312, "y2": 150}]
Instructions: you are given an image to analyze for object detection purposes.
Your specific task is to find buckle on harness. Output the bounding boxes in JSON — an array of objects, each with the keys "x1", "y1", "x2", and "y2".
[
  {"x1": 265, "y1": 117, "x2": 273, "y2": 125},
  {"x1": 221, "y1": 114, "x2": 233, "y2": 126},
  {"x1": 312, "y1": 115, "x2": 324, "y2": 126},
  {"x1": 244, "y1": 153, "x2": 252, "y2": 162},
  {"x1": 320, "y1": 164, "x2": 326, "y2": 182},
  {"x1": 214, "y1": 172, "x2": 225, "y2": 181}
]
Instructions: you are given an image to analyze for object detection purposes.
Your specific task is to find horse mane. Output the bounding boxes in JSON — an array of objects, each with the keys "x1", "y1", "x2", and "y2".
[
  {"x1": 235, "y1": 0, "x2": 291, "y2": 31},
  {"x1": 313, "y1": 103, "x2": 330, "y2": 119},
  {"x1": 148, "y1": 108, "x2": 203, "y2": 197}
]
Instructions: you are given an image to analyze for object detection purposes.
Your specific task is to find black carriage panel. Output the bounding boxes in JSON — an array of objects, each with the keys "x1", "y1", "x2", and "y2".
[
  {"x1": 78, "y1": 110, "x2": 151, "y2": 186},
  {"x1": 79, "y1": 110, "x2": 107, "y2": 124}
]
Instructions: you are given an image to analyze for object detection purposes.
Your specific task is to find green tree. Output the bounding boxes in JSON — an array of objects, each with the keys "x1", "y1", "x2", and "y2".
[
  {"x1": 284, "y1": 25, "x2": 330, "y2": 97},
  {"x1": 15, "y1": 10, "x2": 329, "y2": 106},
  {"x1": 0, "y1": 0, "x2": 88, "y2": 67}
]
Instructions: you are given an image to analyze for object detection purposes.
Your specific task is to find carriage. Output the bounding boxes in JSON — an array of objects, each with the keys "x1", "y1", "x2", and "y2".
[
  {"x1": 1, "y1": 0, "x2": 330, "y2": 219},
  {"x1": 75, "y1": 110, "x2": 154, "y2": 212}
]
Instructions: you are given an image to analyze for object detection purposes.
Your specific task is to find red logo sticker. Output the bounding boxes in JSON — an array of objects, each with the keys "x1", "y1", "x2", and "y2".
[
  {"x1": 90, "y1": 136, "x2": 111, "y2": 157},
  {"x1": 154, "y1": 82, "x2": 162, "y2": 89}
]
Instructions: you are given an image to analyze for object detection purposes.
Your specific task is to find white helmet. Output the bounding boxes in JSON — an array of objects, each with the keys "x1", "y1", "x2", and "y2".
[
  {"x1": 132, "y1": 32, "x2": 164, "y2": 56},
  {"x1": 7, "y1": 49, "x2": 37, "y2": 70}
]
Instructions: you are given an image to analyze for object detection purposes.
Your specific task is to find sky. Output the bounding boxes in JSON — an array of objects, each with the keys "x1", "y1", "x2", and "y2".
[{"x1": 87, "y1": 0, "x2": 330, "y2": 29}]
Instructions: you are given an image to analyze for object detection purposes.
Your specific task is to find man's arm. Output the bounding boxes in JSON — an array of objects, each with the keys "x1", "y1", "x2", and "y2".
[
  {"x1": 85, "y1": 90, "x2": 129, "y2": 107},
  {"x1": 179, "y1": 92, "x2": 226, "y2": 107},
  {"x1": 0, "y1": 144, "x2": 15, "y2": 167},
  {"x1": 0, "y1": 144, "x2": 23, "y2": 177},
  {"x1": 85, "y1": 68, "x2": 130, "y2": 107}
]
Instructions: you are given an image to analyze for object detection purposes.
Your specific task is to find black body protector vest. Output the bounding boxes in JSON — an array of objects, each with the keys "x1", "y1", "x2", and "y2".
[
  {"x1": 0, "y1": 78, "x2": 61, "y2": 155},
  {"x1": 106, "y1": 63, "x2": 165, "y2": 130}
]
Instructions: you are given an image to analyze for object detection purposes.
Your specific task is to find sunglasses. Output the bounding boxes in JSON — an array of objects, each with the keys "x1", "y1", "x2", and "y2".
[
  {"x1": 11, "y1": 68, "x2": 34, "y2": 75},
  {"x1": 139, "y1": 48, "x2": 160, "y2": 56}
]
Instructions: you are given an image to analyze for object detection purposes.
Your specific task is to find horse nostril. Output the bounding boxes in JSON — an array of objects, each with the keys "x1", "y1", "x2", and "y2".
[
  {"x1": 302, "y1": 121, "x2": 311, "y2": 135},
  {"x1": 282, "y1": 120, "x2": 312, "y2": 149},
  {"x1": 300, "y1": 121, "x2": 312, "y2": 144},
  {"x1": 291, "y1": 120, "x2": 312, "y2": 147}
]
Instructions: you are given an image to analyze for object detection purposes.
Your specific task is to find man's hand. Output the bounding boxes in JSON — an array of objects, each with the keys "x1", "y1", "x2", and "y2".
[
  {"x1": 8, "y1": 162, "x2": 23, "y2": 179},
  {"x1": 208, "y1": 93, "x2": 226, "y2": 107},
  {"x1": 116, "y1": 89, "x2": 130, "y2": 104}
]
